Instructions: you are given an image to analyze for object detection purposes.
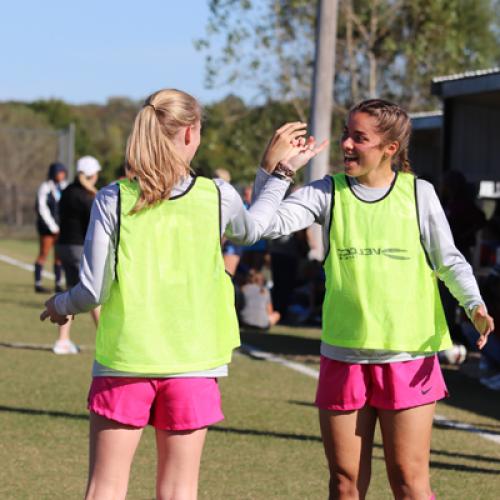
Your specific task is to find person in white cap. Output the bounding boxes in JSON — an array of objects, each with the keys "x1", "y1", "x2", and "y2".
[{"x1": 52, "y1": 156, "x2": 102, "y2": 354}]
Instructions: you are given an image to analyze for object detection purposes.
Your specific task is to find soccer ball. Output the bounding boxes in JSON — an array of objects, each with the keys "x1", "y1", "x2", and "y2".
[{"x1": 438, "y1": 344, "x2": 467, "y2": 365}]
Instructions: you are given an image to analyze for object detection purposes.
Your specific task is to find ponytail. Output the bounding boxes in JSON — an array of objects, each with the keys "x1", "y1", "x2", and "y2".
[{"x1": 125, "y1": 89, "x2": 202, "y2": 213}]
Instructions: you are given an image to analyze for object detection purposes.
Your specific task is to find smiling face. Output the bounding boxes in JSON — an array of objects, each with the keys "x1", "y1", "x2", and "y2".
[{"x1": 341, "y1": 111, "x2": 397, "y2": 180}]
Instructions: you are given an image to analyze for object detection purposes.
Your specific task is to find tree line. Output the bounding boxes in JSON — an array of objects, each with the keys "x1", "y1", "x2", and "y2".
[
  {"x1": 1, "y1": 0, "x2": 499, "y2": 226},
  {"x1": 198, "y1": 0, "x2": 500, "y2": 114},
  {"x1": 0, "y1": 96, "x2": 309, "y2": 226}
]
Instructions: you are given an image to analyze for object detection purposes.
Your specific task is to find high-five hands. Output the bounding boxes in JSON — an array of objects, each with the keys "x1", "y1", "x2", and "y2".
[
  {"x1": 286, "y1": 135, "x2": 330, "y2": 173},
  {"x1": 262, "y1": 122, "x2": 329, "y2": 174},
  {"x1": 40, "y1": 295, "x2": 72, "y2": 326},
  {"x1": 472, "y1": 304, "x2": 494, "y2": 349}
]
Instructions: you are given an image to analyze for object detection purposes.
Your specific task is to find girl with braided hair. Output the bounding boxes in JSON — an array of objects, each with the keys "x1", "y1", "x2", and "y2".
[{"x1": 254, "y1": 98, "x2": 494, "y2": 499}]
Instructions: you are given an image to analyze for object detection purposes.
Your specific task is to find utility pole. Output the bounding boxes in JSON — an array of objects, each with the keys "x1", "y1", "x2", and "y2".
[
  {"x1": 67, "y1": 123, "x2": 76, "y2": 181},
  {"x1": 58, "y1": 123, "x2": 76, "y2": 181},
  {"x1": 306, "y1": 0, "x2": 339, "y2": 259}
]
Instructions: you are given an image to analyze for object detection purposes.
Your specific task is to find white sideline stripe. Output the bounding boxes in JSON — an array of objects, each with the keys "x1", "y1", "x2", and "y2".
[
  {"x1": 433, "y1": 415, "x2": 500, "y2": 445},
  {"x1": 0, "y1": 253, "x2": 55, "y2": 279},
  {"x1": 240, "y1": 343, "x2": 319, "y2": 379},
  {"x1": 240, "y1": 343, "x2": 500, "y2": 446}
]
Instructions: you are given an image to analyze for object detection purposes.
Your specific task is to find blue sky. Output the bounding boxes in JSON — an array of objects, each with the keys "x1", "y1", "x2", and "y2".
[{"x1": 0, "y1": 1, "x2": 250, "y2": 105}]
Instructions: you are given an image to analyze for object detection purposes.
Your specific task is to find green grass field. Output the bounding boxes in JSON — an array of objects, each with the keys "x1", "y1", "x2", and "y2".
[{"x1": 1, "y1": 239, "x2": 499, "y2": 499}]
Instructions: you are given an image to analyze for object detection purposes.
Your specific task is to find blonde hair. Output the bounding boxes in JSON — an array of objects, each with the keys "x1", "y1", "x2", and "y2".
[
  {"x1": 349, "y1": 99, "x2": 412, "y2": 173},
  {"x1": 126, "y1": 89, "x2": 202, "y2": 213}
]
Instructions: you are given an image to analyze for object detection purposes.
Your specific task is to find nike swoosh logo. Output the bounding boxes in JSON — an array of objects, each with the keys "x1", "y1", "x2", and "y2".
[{"x1": 421, "y1": 387, "x2": 432, "y2": 395}]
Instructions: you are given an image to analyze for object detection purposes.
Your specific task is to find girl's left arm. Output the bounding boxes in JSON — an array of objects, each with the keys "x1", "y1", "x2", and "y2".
[
  {"x1": 41, "y1": 185, "x2": 119, "y2": 322},
  {"x1": 215, "y1": 176, "x2": 291, "y2": 244},
  {"x1": 418, "y1": 180, "x2": 494, "y2": 347}
]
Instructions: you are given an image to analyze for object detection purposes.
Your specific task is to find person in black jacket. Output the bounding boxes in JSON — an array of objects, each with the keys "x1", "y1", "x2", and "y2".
[
  {"x1": 53, "y1": 156, "x2": 101, "y2": 354},
  {"x1": 34, "y1": 162, "x2": 68, "y2": 293}
]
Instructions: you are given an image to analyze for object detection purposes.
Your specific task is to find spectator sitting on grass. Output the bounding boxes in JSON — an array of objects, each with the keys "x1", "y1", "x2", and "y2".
[{"x1": 239, "y1": 269, "x2": 280, "y2": 330}]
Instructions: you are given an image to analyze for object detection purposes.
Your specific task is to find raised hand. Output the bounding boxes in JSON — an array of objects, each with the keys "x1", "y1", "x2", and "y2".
[
  {"x1": 40, "y1": 295, "x2": 71, "y2": 326},
  {"x1": 261, "y1": 122, "x2": 308, "y2": 173},
  {"x1": 472, "y1": 304, "x2": 494, "y2": 349},
  {"x1": 286, "y1": 136, "x2": 330, "y2": 173}
]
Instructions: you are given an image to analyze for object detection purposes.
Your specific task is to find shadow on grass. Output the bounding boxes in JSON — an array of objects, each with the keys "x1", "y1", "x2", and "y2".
[
  {"x1": 429, "y1": 447, "x2": 500, "y2": 465},
  {"x1": 427, "y1": 460, "x2": 499, "y2": 475},
  {"x1": 441, "y1": 367, "x2": 500, "y2": 422},
  {"x1": 2, "y1": 406, "x2": 498, "y2": 474},
  {"x1": 373, "y1": 444, "x2": 500, "y2": 473},
  {"x1": 0, "y1": 404, "x2": 87, "y2": 421},
  {"x1": 288, "y1": 400, "x2": 315, "y2": 408},
  {"x1": 213, "y1": 426, "x2": 500, "y2": 473},
  {"x1": 0, "y1": 300, "x2": 42, "y2": 310},
  {"x1": 374, "y1": 443, "x2": 500, "y2": 466},
  {"x1": 1, "y1": 283, "x2": 36, "y2": 294},
  {"x1": 0, "y1": 341, "x2": 52, "y2": 351},
  {"x1": 212, "y1": 425, "x2": 321, "y2": 442},
  {"x1": 240, "y1": 330, "x2": 320, "y2": 357}
]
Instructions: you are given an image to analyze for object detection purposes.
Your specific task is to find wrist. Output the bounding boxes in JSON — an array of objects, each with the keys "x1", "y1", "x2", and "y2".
[
  {"x1": 274, "y1": 161, "x2": 295, "y2": 181},
  {"x1": 261, "y1": 159, "x2": 277, "y2": 173},
  {"x1": 271, "y1": 171, "x2": 293, "y2": 183},
  {"x1": 259, "y1": 165, "x2": 272, "y2": 176}
]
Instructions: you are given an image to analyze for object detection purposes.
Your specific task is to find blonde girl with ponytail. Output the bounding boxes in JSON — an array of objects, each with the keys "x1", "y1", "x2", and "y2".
[
  {"x1": 40, "y1": 88, "x2": 326, "y2": 499},
  {"x1": 254, "y1": 98, "x2": 494, "y2": 499}
]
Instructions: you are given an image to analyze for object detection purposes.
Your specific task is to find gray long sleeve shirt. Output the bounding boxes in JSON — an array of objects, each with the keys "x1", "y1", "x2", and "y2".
[
  {"x1": 54, "y1": 174, "x2": 292, "y2": 377},
  {"x1": 252, "y1": 169, "x2": 483, "y2": 363}
]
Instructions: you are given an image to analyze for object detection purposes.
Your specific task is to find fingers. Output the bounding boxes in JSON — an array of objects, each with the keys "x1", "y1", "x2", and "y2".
[
  {"x1": 291, "y1": 138, "x2": 310, "y2": 149},
  {"x1": 477, "y1": 332, "x2": 490, "y2": 350},
  {"x1": 274, "y1": 122, "x2": 308, "y2": 144},
  {"x1": 473, "y1": 307, "x2": 494, "y2": 349},
  {"x1": 474, "y1": 307, "x2": 495, "y2": 335},
  {"x1": 298, "y1": 137, "x2": 329, "y2": 155},
  {"x1": 313, "y1": 138, "x2": 330, "y2": 154},
  {"x1": 276, "y1": 121, "x2": 307, "y2": 135}
]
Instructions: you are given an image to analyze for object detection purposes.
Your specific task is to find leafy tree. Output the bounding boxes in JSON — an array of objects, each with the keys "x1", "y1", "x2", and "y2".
[
  {"x1": 198, "y1": 0, "x2": 500, "y2": 110},
  {"x1": 194, "y1": 95, "x2": 308, "y2": 182}
]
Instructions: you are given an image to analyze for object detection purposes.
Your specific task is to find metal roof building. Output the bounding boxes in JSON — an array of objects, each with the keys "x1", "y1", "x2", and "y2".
[
  {"x1": 431, "y1": 68, "x2": 500, "y2": 183},
  {"x1": 409, "y1": 111, "x2": 442, "y2": 185}
]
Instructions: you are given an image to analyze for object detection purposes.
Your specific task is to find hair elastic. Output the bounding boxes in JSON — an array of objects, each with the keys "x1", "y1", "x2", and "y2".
[{"x1": 145, "y1": 103, "x2": 156, "y2": 112}]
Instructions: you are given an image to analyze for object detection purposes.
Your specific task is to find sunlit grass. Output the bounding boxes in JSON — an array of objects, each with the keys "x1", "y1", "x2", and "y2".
[{"x1": 0, "y1": 239, "x2": 499, "y2": 499}]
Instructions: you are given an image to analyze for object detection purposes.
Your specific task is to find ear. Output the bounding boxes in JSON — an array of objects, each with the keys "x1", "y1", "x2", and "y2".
[
  {"x1": 184, "y1": 125, "x2": 192, "y2": 146},
  {"x1": 385, "y1": 140, "x2": 399, "y2": 158}
]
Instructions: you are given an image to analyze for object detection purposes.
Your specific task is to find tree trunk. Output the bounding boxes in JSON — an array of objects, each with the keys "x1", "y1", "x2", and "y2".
[
  {"x1": 368, "y1": 1, "x2": 379, "y2": 98},
  {"x1": 344, "y1": 0, "x2": 359, "y2": 103},
  {"x1": 368, "y1": 50, "x2": 377, "y2": 98}
]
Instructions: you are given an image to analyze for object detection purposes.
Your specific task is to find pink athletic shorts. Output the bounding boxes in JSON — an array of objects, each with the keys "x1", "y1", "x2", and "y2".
[
  {"x1": 315, "y1": 355, "x2": 448, "y2": 411},
  {"x1": 88, "y1": 377, "x2": 224, "y2": 430}
]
